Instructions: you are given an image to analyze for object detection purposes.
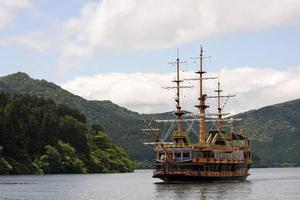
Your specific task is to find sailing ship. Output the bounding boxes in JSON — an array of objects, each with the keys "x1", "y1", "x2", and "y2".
[{"x1": 145, "y1": 47, "x2": 252, "y2": 182}]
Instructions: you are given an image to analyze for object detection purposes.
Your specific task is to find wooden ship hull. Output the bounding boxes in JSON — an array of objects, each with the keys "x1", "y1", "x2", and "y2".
[
  {"x1": 153, "y1": 141, "x2": 251, "y2": 182},
  {"x1": 154, "y1": 173, "x2": 248, "y2": 182},
  {"x1": 153, "y1": 150, "x2": 251, "y2": 182}
]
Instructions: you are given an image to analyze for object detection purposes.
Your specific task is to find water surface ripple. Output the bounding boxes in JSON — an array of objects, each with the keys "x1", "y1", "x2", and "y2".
[{"x1": 0, "y1": 168, "x2": 299, "y2": 200}]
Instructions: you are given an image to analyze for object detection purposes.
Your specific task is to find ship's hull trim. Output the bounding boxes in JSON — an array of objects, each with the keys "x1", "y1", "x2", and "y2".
[{"x1": 153, "y1": 174, "x2": 249, "y2": 182}]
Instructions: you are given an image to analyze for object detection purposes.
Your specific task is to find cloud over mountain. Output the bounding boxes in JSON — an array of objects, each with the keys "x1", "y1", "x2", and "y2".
[{"x1": 61, "y1": 67, "x2": 300, "y2": 114}]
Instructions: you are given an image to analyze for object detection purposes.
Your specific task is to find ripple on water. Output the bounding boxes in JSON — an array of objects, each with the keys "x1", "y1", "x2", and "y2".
[{"x1": 0, "y1": 168, "x2": 299, "y2": 200}]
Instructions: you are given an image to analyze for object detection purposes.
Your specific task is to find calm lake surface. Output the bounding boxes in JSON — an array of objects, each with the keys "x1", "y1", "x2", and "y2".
[{"x1": 0, "y1": 168, "x2": 299, "y2": 200}]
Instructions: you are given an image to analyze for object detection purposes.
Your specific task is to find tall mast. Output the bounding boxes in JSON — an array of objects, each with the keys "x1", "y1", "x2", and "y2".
[
  {"x1": 187, "y1": 47, "x2": 214, "y2": 144},
  {"x1": 164, "y1": 49, "x2": 189, "y2": 144},
  {"x1": 196, "y1": 47, "x2": 208, "y2": 144},
  {"x1": 207, "y1": 78, "x2": 235, "y2": 132},
  {"x1": 174, "y1": 50, "x2": 184, "y2": 131},
  {"x1": 215, "y1": 79, "x2": 223, "y2": 131}
]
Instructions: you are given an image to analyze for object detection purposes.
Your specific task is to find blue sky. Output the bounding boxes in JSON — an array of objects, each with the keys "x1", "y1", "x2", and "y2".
[{"x1": 0, "y1": 0, "x2": 300, "y2": 113}]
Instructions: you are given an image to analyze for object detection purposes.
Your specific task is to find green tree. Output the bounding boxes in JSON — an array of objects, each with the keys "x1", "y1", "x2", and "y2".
[
  {"x1": 0, "y1": 146, "x2": 13, "y2": 174},
  {"x1": 37, "y1": 140, "x2": 87, "y2": 174},
  {"x1": 0, "y1": 92, "x2": 133, "y2": 174}
]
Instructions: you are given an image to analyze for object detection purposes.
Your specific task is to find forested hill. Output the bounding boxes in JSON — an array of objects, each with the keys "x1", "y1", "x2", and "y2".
[
  {"x1": 235, "y1": 99, "x2": 300, "y2": 167},
  {"x1": 0, "y1": 92, "x2": 133, "y2": 174},
  {"x1": 0, "y1": 72, "x2": 152, "y2": 163},
  {"x1": 0, "y1": 72, "x2": 299, "y2": 168}
]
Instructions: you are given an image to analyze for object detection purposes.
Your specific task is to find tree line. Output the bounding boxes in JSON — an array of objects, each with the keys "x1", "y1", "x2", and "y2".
[{"x1": 0, "y1": 92, "x2": 133, "y2": 174}]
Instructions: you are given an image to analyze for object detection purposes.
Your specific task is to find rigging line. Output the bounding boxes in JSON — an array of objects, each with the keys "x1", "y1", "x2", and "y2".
[
  {"x1": 185, "y1": 113, "x2": 201, "y2": 138},
  {"x1": 169, "y1": 121, "x2": 177, "y2": 139},
  {"x1": 161, "y1": 113, "x2": 172, "y2": 141},
  {"x1": 169, "y1": 121, "x2": 177, "y2": 140},
  {"x1": 149, "y1": 116, "x2": 154, "y2": 127},
  {"x1": 163, "y1": 112, "x2": 173, "y2": 137},
  {"x1": 156, "y1": 119, "x2": 159, "y2": 133},
  {"x1": 164, "y1": 130, "x2": 173, "y2": 142},
  {"x1": 161, "y1": 114, "x2": 169, "y2": 138},
  {"x1": 185, "y1": 119, "x2": 195, "y2": 134},
  {"x1": 207, "y1": 120, "x2": 213, "y2": 130},
  {"x1": 187, "y1": 123, "x2": 199, "y2": 139},
  {"x1": 212, "y1": 121, "x2": 218, "y2": 130},
  {"x1": 185, "y1": 120, "x2": 198, "y2": 138},
  {"x1": 222, "y1": 95, "x2": 230, "y2": 110},
  {"x1": 162, "y1": 121, "x2": 176, "y2": 141}
]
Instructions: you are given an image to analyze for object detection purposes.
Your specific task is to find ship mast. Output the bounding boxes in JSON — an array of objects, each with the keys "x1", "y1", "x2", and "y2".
[
  {"x1": 207, "y1": 78, "x2": 235, "y2": 132},
  {"x1": 196, "y1": 47, "x2": 208, "y2": 144},
  {"x1": 187, "y1": 47, "x2": 217, "y2": 144},
  {"x1": 166, "y1": 49, "x2": 189, "y2": 144},
  {"x1": 174, "y1": 54, "x2": 184, "y2": 131},
  {"x1": 216, "y1": 79, "x2": 223, "y2": 131}
]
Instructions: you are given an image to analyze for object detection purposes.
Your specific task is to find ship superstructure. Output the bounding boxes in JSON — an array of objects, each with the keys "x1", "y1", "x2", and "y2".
[{"x1": 146, "y1": 48, "x2": 252, "y2": 182}]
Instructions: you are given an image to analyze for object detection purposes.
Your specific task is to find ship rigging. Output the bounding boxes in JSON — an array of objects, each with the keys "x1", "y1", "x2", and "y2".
[{"x1": 144, "y1": 47, "x2": 252, "y2": 182}]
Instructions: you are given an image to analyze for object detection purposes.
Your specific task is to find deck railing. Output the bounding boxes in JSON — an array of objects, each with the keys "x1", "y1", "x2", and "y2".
[{"x1": 154, "y1": 168, "x2": 248, "y2": 177}]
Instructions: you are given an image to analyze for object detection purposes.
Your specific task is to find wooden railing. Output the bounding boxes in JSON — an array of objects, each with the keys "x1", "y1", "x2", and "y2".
[
  {"x1": 192, "y1": 158, "x2": 251, "y2": 164},
  {"x1": 154, "y1": 169, "x2": 248, "y2": 177}
]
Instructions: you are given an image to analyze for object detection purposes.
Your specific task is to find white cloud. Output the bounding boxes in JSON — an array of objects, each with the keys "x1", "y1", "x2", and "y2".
[
  {"x1": 0, "y1": 32, "x2": 52, "y2": 52},
  {"x1": 61, "y1": 67, "x2": 300, "y2": 114},
  {"x1": 62, "y1": 73, "x2": 174, "y2": 113},
  {"x1": 0, "y1": 0, "x2": 32, "y2": 29},
  {"x1": 61, "y1": 0, "x2": 300, "y2": 58},
  {"x1": 1, "y1": 0, "x2": 300, "y2": 76}
]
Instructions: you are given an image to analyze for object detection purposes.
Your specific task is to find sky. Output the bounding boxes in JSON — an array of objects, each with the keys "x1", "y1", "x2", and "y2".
[{"x1": 0, "y1": 0, "x2": 300, "y2": 114}]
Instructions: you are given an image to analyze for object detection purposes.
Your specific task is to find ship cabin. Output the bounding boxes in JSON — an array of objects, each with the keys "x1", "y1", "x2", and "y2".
[{"x1": 154, "y1": 130, "x2": 252, "y2": 178}]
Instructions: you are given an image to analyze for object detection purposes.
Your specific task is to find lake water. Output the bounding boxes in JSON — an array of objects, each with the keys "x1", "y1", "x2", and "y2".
[{"x1": 0, "y1": 168, "x2": 299, "y2": 200}]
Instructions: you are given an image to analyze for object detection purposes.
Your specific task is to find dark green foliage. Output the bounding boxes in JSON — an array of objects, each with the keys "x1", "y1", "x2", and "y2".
[
  {"x1": 36, "y1": 140, "x2": 87, "y2": 174},
  {"x1": 0, "y1": 72, "x2": 153, "y2": 163},
  {"x1": 0, "y1": 146, "x2": 13, "y2": 174},
  {"x1": 235, "y1": 99, "x2": 300, "y2": 167},
  {"x1": 88, "y1": 131, "x2": 134, "y2": 173},
  {"x1": 0, "y1": 92, "x2": 133, "y2": 174}
]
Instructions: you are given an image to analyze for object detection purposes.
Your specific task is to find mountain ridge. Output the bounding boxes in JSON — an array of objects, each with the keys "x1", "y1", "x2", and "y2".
[
  {"x1": 1, "y1": 72, "x2": 299, "y2": 167},
  {"x1": 0, "y1": 72, "x2": 152, "y2": 162}
]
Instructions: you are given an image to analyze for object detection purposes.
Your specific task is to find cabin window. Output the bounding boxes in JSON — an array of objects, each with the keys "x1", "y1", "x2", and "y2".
[
  {"x1": 220, "y1": 165, "x2": 225, "y2": 171},
  {"x1": 232, "y1": 152, "x2": 237, "y2": 160},
  {"x1": 183, "y1": 153, "x2": 190, "y2": 158},
  {"x1": 175, "y1": 153, "x2": 181, "y2": 158},
  {"x1": 170, "y1": 165, "x2": 178, "y2": 170},
  {"x1": 214, "y1": 152, "x2": 220, "y2": 159},
  {"x1": 211, "y1": 165, "x2": 216, "y2": 171},
  {"x1": 192, "y1": 151, "x2": 203, "y2": 158},
  {"x1": 203, "y1": 152, "x2": 212, "y2": 158},
  {"x1": 192, "y1": 165, "x2": 204, "y2": 171},
  {"x1": 244, "y1": 152, "x2": 251, "y2": 158},
  {"x1": 178, "y1": 165, "x2": 187, "y2": 170}
]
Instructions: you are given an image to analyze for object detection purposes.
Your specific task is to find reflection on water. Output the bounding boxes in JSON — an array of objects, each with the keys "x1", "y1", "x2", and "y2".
[
  {"x1": 153, "y1": 168, "x2": 300, "y2": 200},
  {"x1": 155, "y1": 181, "x2": 252, "y2": 200},
  {"x1": 0, "y1": 168, "x2": 299, "y2": 200}
]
